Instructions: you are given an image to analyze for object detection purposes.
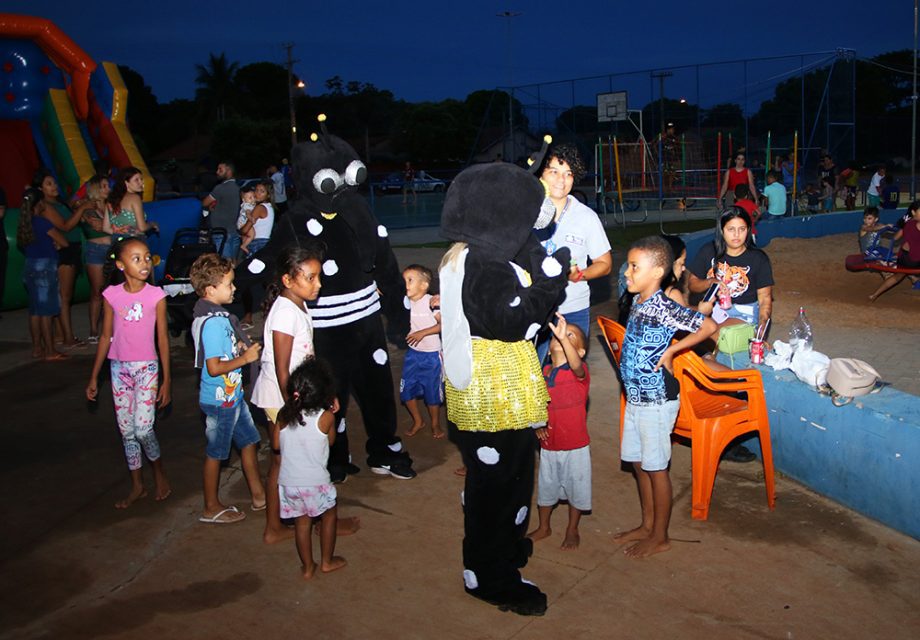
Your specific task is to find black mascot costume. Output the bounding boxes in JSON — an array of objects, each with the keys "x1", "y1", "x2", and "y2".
[
  {"x1": 439, "y1": 158, "x2": 571, "y2": 616},
  {"x1": 236, "y1": 114, "x2": 415, "y2": 481}
]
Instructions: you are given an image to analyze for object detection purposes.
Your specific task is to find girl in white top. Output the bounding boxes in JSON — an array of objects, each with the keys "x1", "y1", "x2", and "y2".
[
  {"x1": 276, "y1": 357, "x2": 346, "y2": 578},
  {"x1": 251, "y1": 245, "x2": 323, "y2": 544}
]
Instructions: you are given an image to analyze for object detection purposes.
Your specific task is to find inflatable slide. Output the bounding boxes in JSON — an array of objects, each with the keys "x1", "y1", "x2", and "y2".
[{"x1": 1, "y1": 14, "x2": 199, "y2": 309}]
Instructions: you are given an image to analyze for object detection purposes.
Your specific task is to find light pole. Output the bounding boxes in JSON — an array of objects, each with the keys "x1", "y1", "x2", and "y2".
[
  {"x1": 912, "y1": 0, "x2": 918, "y2": 199},
  {"x1": 497, "y1": 10, "x2": 521, "y2": 163},
  {"x1": 284, "y1": 42, "x2": 299, "y2": 148},
  {"x1": 651, "y1": 71, "x2": 673, "y2": 137}
]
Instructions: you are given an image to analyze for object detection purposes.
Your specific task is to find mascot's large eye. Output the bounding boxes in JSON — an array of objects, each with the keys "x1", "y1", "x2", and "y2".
[
  {"x1": 313, "y1": 168, "x2": 343, "y2": 195},
  {"x1": 343, "y1": 160, "x2": 367, "y2": 186}
]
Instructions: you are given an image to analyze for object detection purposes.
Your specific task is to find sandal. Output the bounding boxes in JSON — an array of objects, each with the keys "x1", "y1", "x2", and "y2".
[{"x1": 198, "y1": 506, "x2": 246, "y2": 524}]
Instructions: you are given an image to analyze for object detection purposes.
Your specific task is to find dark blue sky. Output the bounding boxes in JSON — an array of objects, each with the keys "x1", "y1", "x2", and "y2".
[{"x1": 3, "y1": 0, "x2": 910, "y2": 108}]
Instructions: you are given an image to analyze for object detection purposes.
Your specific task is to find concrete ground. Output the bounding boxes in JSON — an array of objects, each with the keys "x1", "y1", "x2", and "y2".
[{"x1": 0, "y1": 245, "x2": 918, "y2": 639}]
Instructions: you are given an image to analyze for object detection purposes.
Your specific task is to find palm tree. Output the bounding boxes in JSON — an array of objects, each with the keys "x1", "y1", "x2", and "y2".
[{"x1": 195, "y1": 52, "x2": 239, "y2": 122}]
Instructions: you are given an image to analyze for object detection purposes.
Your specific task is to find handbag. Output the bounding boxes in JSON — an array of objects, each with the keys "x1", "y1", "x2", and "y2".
[
  {"x1": 825, "y1": 358, "x2": 882, "y2": 406},
  {"x1": 716, "y1": 322, "x2": 755, "y2": 368}
]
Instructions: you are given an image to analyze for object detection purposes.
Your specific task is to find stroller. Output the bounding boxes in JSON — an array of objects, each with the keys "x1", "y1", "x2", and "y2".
[{"x1": 158, "y1": 227, "x2": 227, "y2": 342}]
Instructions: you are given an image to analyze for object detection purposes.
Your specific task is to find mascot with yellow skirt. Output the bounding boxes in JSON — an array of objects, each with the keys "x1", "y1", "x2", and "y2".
[{"x1": 439, "y1": 156, "x2": 570, "y2": 616}]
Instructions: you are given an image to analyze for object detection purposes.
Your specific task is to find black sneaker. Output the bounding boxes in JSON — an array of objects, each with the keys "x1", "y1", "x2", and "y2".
[
  {"x1": 370, "y1": 463, "x2": 416, "y2": 480},
  {"x1": 329, "y1": 467, "x2": 347, "y2": 484},
  {"x1": 723, "y1": 444, "x2": 756, "y2": 463},
  {"x1": 345, "y1": 462, "x2": 361, "y2": 475}
]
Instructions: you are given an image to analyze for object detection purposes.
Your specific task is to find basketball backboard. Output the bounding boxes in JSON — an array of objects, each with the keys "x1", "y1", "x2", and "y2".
[{"x1": 597, "y1": 91, "x2": 628, "y2": 123}]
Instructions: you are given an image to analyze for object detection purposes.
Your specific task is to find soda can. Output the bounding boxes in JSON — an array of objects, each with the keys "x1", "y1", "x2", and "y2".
[
  {"x1": 718, "y1": 289, "x2": 732, "y2": 310},
  {"x1": 750, "y1": 339, "x2": 765, "y2": 364}
]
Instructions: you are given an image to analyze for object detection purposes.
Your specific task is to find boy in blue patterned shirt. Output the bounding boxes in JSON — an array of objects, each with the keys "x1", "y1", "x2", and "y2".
[{"x1": 615, "y1": 236, "x2": 717, "y2": 557}]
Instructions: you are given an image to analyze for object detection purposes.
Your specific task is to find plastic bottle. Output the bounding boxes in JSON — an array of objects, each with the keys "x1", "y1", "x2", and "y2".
[{"x1": 789, "y1": 306, "x2": 813, "y2": 351}]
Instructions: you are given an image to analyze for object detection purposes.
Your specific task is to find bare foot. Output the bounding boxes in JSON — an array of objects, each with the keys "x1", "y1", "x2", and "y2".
[
  {"x1": 314, "y1": 516, "x2": 361, "y2": 537},
  {"x1": 264, "y1": 526, "x2": 296, "y2": 545},
  {"x1": 115, "y1": 486, "x2": 147, "y2": 509},
  {"x1": 624, "y1": 537, "x2": 671, "y2": 558},
  {"x1": 869, "y1": 294, "x2": 877, "y2": 302},
  {"x1": 321, "y1": 555, "x2": 347, "y2": 573},
  {"x1": 454, "y1": 466, "x2": 467, "y2": 477},
  {"x1": 561, "y1": 530, "x2": 580, "y2": 550},
  {"x1": 406, "y1": 422, "x2": 425, "y2": 437},
  {"x1": 527, "y1": 526, "x2": 551, "y2": 543},
  {"x1": 612, "y1": 525, "x2": 650, "y2": 545},
  {"x1": 302, "y1": 562, "x2": 317, "y2": 580},
  {"x1": 432, "y1": 424, "x2": 446, "y2": 439},
  {"x1": 154, "y1": 483, "x2": 171, "y2": 502}
]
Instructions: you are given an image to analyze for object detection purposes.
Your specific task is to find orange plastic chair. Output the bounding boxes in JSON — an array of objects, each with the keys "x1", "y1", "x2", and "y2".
[
  {"x1": 671, "y1": 348, "x2": 776, "y2": 520},
  {"x1": 596, "y1": 316, "x2": 627, "y2": 442},
  {"x1": 597, "y1": 315, "x2": 776, "y2": 521}
]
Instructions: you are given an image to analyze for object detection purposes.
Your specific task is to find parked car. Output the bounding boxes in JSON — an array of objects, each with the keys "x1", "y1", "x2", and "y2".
[
  {"x1": 412, "y1": 171, "x2": 447, "y2": 193},
  {"x1": 374, "y1": 170, "x2": 448, "y2": 194}
]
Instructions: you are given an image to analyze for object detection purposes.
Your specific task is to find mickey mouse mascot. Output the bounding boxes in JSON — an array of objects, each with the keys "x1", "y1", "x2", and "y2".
[{"x1": 439, "y1": 150, "x2": 570, "y2": 616}]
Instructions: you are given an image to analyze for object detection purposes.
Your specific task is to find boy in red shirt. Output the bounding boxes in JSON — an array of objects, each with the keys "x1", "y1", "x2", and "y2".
[
  {"x1": 527, "y1": 312, "x2": 590, "y2": 550},
  {"x1": 734, "y1": 184, "x2": 761, "y2": 239}
]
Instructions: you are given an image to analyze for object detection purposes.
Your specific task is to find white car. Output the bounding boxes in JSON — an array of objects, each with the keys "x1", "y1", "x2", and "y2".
[{"x1": 411, "y1": 171, "x2": 447, "y2": 193}]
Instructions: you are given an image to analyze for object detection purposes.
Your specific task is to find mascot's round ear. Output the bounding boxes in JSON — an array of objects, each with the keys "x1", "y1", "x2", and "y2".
[{"x1": 527, "y1": 134, "x2": 553, "y2": 175}]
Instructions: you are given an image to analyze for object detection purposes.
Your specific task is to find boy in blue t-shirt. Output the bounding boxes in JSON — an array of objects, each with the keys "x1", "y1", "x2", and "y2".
[
  {"x1": 190, "y1": 253, "x2": 265, "y2": 525},
  {"x1": 615, "y1": 236, "x2": 717, "y2": 558}
]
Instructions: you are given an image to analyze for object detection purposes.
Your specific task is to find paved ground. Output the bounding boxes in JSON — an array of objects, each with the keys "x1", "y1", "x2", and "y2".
[{"x1": 0, "y1": 243, "x2": 918, "y2": 639}]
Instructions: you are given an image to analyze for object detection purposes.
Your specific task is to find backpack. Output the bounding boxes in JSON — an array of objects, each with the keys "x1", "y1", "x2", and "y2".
[{"x1": 825, "y1": 358, "x2": 881, "y2": 406}]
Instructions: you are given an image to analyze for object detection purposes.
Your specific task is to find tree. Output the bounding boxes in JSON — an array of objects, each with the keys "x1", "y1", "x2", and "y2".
[
  {"x1": 211, "y1": 117, "x2": 287, "y2": 176},
  {"x1": 299, "y1": 78, "x2": 404, "y2": 141},
  {"x1": 392, "y1": 100, "x2": 473, "y2": 163},
  {"x1": 152, "y1": 99, "x2": 198, "y2": 157},
  {"x1": 195, "y1": 52, "x2": 239, "y2": 123},
  {"x1": 234, "y1": 62, "x2": 289, "y2": 121},
  {"x1": 465, "y1": 89, "x2": 528, "y2": 130},
  {"x1": 117, "y1": 65, "x2": 159, "y2": 157}
]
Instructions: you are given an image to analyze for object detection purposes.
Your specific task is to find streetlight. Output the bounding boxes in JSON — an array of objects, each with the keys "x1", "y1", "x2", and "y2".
[{"x1": 497, "y1": 10, "x2": 521, "y2": 163}]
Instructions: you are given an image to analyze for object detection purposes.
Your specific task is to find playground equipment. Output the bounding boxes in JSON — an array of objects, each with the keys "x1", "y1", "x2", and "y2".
[
  {"x1": 1, "y1": 14, "x2": 200, "y2": 310},
  {"x1": 594, "y1": 126, "x2": 824, "y2": 218}
]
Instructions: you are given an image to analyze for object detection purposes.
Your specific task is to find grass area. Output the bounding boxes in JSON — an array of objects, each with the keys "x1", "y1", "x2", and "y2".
[
  {"x1": 604, "y1": 219, "x2": 715, "y2": 255},
  {"x1": 394, "y1": 218, "x2": 716, "y2": 252}
]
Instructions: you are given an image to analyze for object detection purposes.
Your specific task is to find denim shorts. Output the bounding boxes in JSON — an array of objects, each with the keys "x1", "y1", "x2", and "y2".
[
  {"x1": 84, "y1": 240, "x2": 112, "y2": 266},
  {"x1": 725, "y1": 302, "x2": 759, "y2": 326},
  {"x1": 248, "y1": 238, "x2": 269, "y2": 255},
  {"x1": 221, "y1": 234, "x2": 241, "y2": 261},
  {"x1": 621, "y1": 400, "x2": 680, "y2": 471},
  {"x1": 201, "y1": 400, "x2": 261, "y2": 460},
  {"x1": 23, "y1": 257, "x2": 61, "y2": 316}
]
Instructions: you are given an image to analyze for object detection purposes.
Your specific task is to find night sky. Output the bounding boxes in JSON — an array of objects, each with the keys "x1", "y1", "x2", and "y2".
[{"x1": 1, "y1": 0, "x2": 911, "y2": 108}]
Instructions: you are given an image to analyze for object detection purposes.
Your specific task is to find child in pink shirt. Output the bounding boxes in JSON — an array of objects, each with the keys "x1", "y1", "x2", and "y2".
[
  {"x1": 86, "y1": 238, "x2": 171, "y2": 509},
  {"x1": 399, "y1": 265, "x2": 443, "y2": 439}
]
